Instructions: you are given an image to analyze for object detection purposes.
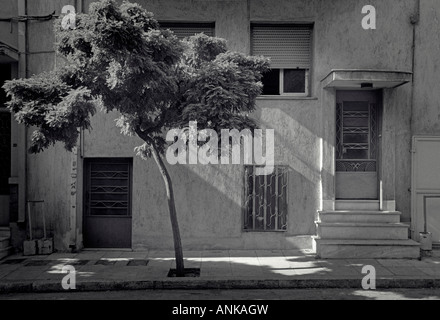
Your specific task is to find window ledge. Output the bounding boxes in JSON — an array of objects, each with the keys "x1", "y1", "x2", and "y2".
[{"x1": 257, "y1": 96, "x2": 318, "y2": 101}]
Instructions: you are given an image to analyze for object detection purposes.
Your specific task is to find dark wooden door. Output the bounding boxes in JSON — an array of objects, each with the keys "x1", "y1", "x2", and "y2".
[
  {"x1": 335, "y1": 91, "x2": 381, "y2": 200},
  {"x1": 83, "y1": 158, "x2": 132, "y2": 248}
]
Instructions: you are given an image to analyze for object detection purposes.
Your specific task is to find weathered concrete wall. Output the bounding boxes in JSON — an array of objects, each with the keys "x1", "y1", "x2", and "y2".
[
  {"x1": 317, "y1": 0, "x2": 415, "y2": 222},
  {"x1": 413, "y1": 0, "x2": 440, "y2": 135},
  {"x1": 26, "y1": 145, "x2": 72, "y2": 250},
  {"x1": 4, "y1": 0, "x2": 76, "y2": 251},
  {"x1": 409, "y1": 0, "x2": 440, "y2": 238},
  {"x1": 10, "y1": 0, "x2": 428, "y2": 251},
  {"x1": 383, "y1": 86, "x2": 413, "y2": 222},
  {"x1": 26, "y1": 0, "x2": 76, "y2": 74},
  {"x1": 0, "y1": 0, "x2": 18, "y2": 51},
  {"x1": 315, "y1": 0, "x2": 414, "y2": 74},
  {"x1": 80, "y1": 0, "x2": 416, "y2": 250}
]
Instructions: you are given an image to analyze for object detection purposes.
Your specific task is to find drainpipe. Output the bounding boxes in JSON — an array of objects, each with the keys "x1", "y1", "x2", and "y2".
[
  {"x1": 76, "y1": 0, "x2": 83, "y2": 15},
  {"x1": 410, "y1": 0, "x2": 420, "y2": 136},
  {"x1": 69, "y1": 0, "x2": 84, "y2": 253},
  {"x1": 409, "y1": 0, "x2": 420, "y2": 238},
  {"x1": 24, "y1": 0, "x2": 28, "y2": 225},
  {"x1": 16, "y1": 0, "x2": 28, "y2": 224},
  {"x1": 247, "y1": 0, "x2": 251, "y2": 55}
]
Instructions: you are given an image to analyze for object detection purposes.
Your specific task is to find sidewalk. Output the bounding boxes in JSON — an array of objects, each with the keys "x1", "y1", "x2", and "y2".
[{"x1": 1, "y1": 249, "x2": 440, "y2": 293}]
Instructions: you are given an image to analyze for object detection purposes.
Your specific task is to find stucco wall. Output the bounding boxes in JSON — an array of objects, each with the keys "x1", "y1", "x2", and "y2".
[
  {"x1": 413, "y1": 0, "x2": 440, "y2": 135},
  {"x1": 7, "y1": 0, "x2": 76, "y2": 251},
  {"x1": 78, "y1": 0, "x2": 416, "y2": 250},
  {"x1": 10, "y1": 0, "x2": 430, "y2": 251},
  {"x1": 0, "y1": 0, "x2": 18, "y2": 51},
  {"x1": 26, "y1": 145, "x2": 71, "y2": 250},
  {"x1": 383, "y1": 86, "x2": 413, "y2": 222}
]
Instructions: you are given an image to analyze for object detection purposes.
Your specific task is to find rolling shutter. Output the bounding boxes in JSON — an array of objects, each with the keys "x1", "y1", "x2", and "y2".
[
  {"x1": 160, "y1": 22, "x2": 215, "y2": 40},
  {"x1": 251, "y1": 25, "x2": 312, "y2": 69}
]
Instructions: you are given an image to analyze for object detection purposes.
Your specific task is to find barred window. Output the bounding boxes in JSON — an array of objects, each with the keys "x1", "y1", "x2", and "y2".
[
  {"x1": 159, "y1": 22, "x2": 215, "y2": 40},
  {"x1": 0, "y1": 63, "x2": 11, "y2": 195},
  {"x1": 84, "y1": 159, "x2": 132, "y2": 217},
  {"x1": 243, "y1": 166, "x2": 288, "y2": 232},
  {"x1": 251, "y1": 24, "x2": 313, "y2": 96}
]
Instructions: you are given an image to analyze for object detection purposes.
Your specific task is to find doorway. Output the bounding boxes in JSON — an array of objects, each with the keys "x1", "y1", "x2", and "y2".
[
  {"x1": 83, "y1": 158, "x2": 132, "y2": 248},
  {"x1": 335, "y1": 90, "x2": 382, "y2": 200}
]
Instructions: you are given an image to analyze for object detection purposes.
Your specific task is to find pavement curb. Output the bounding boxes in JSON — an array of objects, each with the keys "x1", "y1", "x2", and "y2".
[{"x1": 2, "y1": 278, "x2": 440, "y2": 293}]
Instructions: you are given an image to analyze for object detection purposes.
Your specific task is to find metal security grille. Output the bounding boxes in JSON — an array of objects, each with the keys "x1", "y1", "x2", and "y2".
[
  {"x1": 85, "y1": 159, "x2": 131, "y2": 216},
  {"x1": 336, "y1": 102, "x2": 378, "y2": 172},
  {"x1": 83, "y1": 158, "x2": 132, "y2": 248},
  {"x1": 251, "y1": 24, "x2": 312, "y2": 69},
  {"x1": 244, "y1": 166, "x2": 288, "y2": 231},
  {"x1": 160, "y1": 22, "x2": 215, "y2": 39}
]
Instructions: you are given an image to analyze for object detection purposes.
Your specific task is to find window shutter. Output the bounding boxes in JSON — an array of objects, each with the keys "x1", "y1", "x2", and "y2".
[
  {"x1": 161, "y1": 23, "x2": 215, "y2": 40},
  {"x1": 251, "y1": 25, "x2": 312, "y2": 69}
]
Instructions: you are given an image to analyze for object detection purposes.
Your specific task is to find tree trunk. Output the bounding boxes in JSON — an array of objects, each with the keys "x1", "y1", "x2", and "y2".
[{"x1": 150, "y1": 144, "x2": 185, "y2": 277}]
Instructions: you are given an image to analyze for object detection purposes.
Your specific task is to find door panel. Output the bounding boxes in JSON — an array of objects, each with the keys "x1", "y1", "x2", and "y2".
[
  {"x1": 412, "y1": 137, "x2": 440, "y2": 242},
  {"x1": 336, "y1": 91, "x2": 381, "y2": 200},
  {"x1": 336, "y1": 172, "x2": 377, "y2": 199},
  {"x1": 83, "y1": 216, "x2": 132, "y2": 249},
  {"x1": 83, "y1": 158, "x2": 132, "y2": 248}
]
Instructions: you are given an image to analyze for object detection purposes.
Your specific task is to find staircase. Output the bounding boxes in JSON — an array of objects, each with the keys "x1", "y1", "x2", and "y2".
[
  {"x1": 314, "y1": 202, "x2": 420, "y2": 259},
  {"x1": 0, "y1": 227, "x2": 12, "y2": 260}
]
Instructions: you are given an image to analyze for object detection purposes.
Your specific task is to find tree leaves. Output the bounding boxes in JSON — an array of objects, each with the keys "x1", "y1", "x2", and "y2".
[
  {"x1": 178, "y1": 51, "x2": 269, "y2": 132},
  {"x1": 3, "y1": 71, "x2": 96, "y2": 153},
  {"x1": 182, "y1": 33, "x2": 227, "y2": 69},
  {"x1": 2, "y1": 0, "x2": 269, "y2": 158}
]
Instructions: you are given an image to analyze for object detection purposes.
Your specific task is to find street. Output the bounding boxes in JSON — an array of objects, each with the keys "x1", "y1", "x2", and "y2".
[{"x1": 1, "y1": 288, "x2": 440, "y2": 300}]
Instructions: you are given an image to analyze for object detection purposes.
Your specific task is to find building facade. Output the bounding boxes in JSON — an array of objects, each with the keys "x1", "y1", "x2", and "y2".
[{"x1": 0, "y1": 0, "x2": 439, "y2": 258}]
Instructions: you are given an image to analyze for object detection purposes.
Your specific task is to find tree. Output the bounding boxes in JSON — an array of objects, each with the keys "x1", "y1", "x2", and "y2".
[{"x1": 3, "y1": 0, "x2": 269, "y2": 277}]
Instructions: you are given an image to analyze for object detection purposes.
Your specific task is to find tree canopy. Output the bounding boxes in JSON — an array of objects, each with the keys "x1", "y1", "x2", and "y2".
[
  {"x1": 3, "y1": 0, "x2": 270, "y2": 157},
  {"x1": 2, "y1": 0, "x2": 271, "y2": 277}
]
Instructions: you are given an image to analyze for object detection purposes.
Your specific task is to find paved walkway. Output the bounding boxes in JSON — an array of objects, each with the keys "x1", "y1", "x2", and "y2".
[{"x1": 1, "y1": 249, "x2": 440, "y2": 293}]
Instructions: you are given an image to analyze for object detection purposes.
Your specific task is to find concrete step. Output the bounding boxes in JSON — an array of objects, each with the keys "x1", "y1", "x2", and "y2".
[
  {"x1": 0, "y1": 237, "x2": 9, "y2": 249},
  {"x1": 318, "y1": 211, "x2": 401, "y2": 224},
  {"x1": 335, "y1": 200, "x2": 380, "y2": 211},
  {"x1": 0, "y1": 227, "x2": 10, "y2": 238},
  {"x1": 314, "y1": 238, "x2": 420, "y2": 259},
  {"x1": 0, "y1": 246, "x2": 11, "y2": 260},
  {"x1": 316, "y1": 222, "x2": 410, "y2": 240}
]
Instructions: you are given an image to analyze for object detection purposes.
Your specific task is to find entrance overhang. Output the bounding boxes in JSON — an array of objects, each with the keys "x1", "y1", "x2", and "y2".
[
  {"x1": 322, "y1": 69, "x2": 412, "y2": 90},
  {"x1": 0, "y1": 42, "x2": 19, "y2": 63}
]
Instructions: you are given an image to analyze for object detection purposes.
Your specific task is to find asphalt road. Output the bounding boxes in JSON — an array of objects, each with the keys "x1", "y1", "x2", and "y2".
[{"x1": 1, "y1": 288, "x2": 440, "y2": 300}]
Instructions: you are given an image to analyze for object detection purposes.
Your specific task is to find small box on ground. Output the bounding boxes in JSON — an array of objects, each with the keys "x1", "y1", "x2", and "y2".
[
  {"x1": 37, "y1": 238, "x2": 53, "y2": 255},
  {"x1": 420, "y1": 232, "x2": 433, "y2": 251},
  {"x1": 23, "y1": 240, "x2": 37, "y2": 256}
]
